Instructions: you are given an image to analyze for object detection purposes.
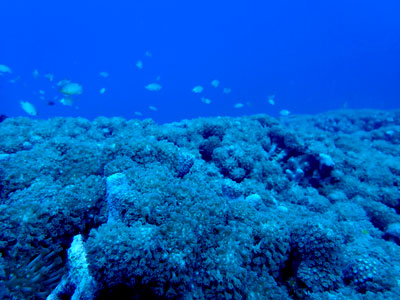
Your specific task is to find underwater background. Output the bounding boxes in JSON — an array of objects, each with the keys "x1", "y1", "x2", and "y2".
[
  {"x1": 1, "y1": 0, "x2": 399, "y2": 122},
  {"x1": 2, "y1": 1, "x2": 400, "y2": 300}
]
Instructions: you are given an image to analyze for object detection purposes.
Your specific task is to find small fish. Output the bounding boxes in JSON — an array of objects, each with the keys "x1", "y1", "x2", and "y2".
[
  {"x1": 192, "y1": 85, "x2": 204, "y2": 93},
  {"x1": 99, "y1": 71, "x2": 109, "y2": 78},
  {"x1": 145, "y1": 83, "x2": 162, "y2": 91},
  {"x1": 100, "y1": 88, "x2": 106, "y2": 94},
  {"x1": 149, "y1": 105, "x2": 158, "y2": 111},
  {"x1": 39, "y1": 90, "x2": 45, "y2": 95},
  {"x1": 136, "y1": 60, "x2": 143, "y2": 69},
  {"x1": 211, "y1": 80, "x2": 220, "y2": 88},
  {"x1": 280, "y1": 109, "x2": 290, "y2": 116},
  {"x1": 57, "y1": 79, "x2": 71, "y2": 87},
  {"x1": 33, "y1": 69, "x2": 39, "y2": 78},
  {"x1": 0, "y1": 64, "x2": 12, "y2": 74},
  {"x1": 59, "y1": 82, "x2": 83, "y2": 95},
  {"x1": 201, "y1": 97, "x2": 211, "y2": 104},
  {"x1": 60, "y1": 97, "x2": 74, "y2": 106},
  {"x1": 223, "y1": 87, "x2": 231, "y2": 94},
  {"x1": 47, "y1": 100, "x2": 56, "y2": 106},
  {"x1": 145, "y1": 51, "x2": 152, "y2": 57},
  {"x1": 134, "y1": 111, "x2": 143, "y2": 116},
  {"x1": 20, "y1": 101, "x2": 37, "y2": 116},
  {"x1": 234, "y1": 103, "x2": 244, "y2": 109},
  {"x1": 44, "y1": 73, "x2": 54, "y2": 81},
  {"x1": 268, "y1": 95, "x2": 275, "y2": 105}
]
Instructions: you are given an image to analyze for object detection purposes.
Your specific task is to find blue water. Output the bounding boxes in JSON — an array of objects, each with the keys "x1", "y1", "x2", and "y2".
[{"x1": 1, "y1": 0, "x2": 399, "y2": 123}]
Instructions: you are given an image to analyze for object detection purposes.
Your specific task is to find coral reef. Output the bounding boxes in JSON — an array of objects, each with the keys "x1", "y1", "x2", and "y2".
[{"x1": 0, "y1": 110, "x2": 400, "y2": 299}]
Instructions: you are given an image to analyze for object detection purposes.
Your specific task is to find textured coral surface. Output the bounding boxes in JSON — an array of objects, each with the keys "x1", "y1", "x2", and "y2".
[{"x1": 0, "y1": 110, "x2": 400, "y2": 299}]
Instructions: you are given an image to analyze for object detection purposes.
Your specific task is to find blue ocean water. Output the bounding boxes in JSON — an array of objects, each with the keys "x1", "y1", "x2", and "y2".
[{"x1": 0, "y1": 0, "x2": 399, "y2": 123}]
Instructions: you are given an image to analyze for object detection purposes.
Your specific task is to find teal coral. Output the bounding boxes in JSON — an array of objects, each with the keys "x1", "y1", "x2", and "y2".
[{"x1": 0, "y1": 110, "x2": 400, "y2": 299}]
